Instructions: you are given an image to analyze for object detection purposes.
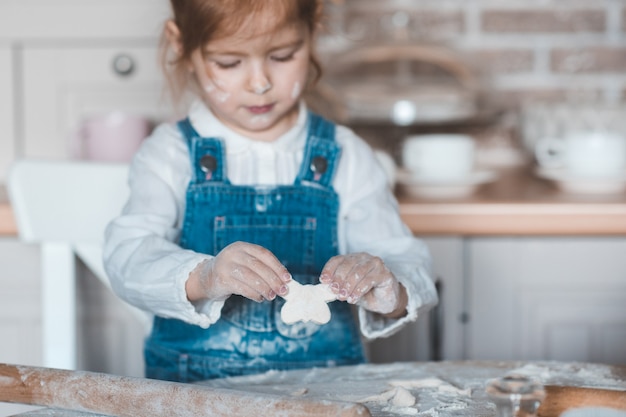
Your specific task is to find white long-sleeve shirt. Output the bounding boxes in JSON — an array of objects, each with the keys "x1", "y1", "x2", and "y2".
[{"x1": 103, "y1": 100, "x2": 438, "y2": 340}]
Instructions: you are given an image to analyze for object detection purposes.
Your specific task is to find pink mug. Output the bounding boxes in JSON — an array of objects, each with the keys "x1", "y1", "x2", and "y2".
[{"x1": 75, "y1": 112, "x2": 152, "y2": 162}]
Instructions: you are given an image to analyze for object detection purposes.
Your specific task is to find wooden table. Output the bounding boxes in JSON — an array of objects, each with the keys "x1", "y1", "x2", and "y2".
[{"x1": 7, "y1": 361, "x2": 626, "y2": 417}]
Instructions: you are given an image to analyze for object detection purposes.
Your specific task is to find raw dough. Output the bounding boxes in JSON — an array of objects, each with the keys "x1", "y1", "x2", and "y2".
[
  {"x1": 359, "y1": 387, "x2": 418, "y2": 416},
  {"x1": 360, "y1": 386, "x2": 416, "y2": 407},
  {"x1": 280, "y1": 280, "x2": 337, "y2": 324}
]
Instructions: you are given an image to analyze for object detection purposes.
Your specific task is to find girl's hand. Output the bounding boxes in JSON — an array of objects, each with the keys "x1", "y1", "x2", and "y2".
[
  {"x1": 186, "y1": 242, "x2": 292, "y2": 303},
  {"x1": 319, "y1": 253, "x2": 408, "y2": 318}
]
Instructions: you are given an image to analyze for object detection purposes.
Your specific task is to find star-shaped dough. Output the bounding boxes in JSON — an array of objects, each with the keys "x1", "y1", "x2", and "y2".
[{"x1": 280, "y1": 280, "x2": 337, "y2": 325}]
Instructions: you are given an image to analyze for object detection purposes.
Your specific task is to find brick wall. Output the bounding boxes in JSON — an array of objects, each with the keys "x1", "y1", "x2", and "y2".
[{"x1": 326, "y1": 0, "x2": 626, "y2": 110}]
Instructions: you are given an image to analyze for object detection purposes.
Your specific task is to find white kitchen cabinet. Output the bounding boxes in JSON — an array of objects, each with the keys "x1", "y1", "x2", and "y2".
[
  {"x1": 0, "y1": 238, "x2": 145, "y2": 376},
  {"x1": 76, "y1": 262, "x2": 146, "y2": 378},
  {"x1": 22, "y1": 45, "x2": 173, "y2": 160},
  {"x1": 0, "y1": 2, "x2": 169, "y2": 381},
  {"x1": 0, "y1": 239, "x2": 144, "y2": 417},
  {"x1": 467, "y1": 237, "x2": 626, "y2": 364},
  {"x1": 370, "y1": 236, "x2": 626, "y2": 365},
  {"x1": 0, "y1": 46, "x2": 15, "y2": 182},
  {"x1": 0, "y1": 239, "x2": 42, "y2": 367},
  {"x1": 423, "y1": 237, "x2": 468, "y2": 360},
  {"x1": 0, "y1": 1, "x2": 163, "y2": 388},
  {"x1": 0, "y1": 1, "x2": 169, "y2": 41},
  {"x1": 0, "y1": 239, "x2": 47, "y2": 417}
]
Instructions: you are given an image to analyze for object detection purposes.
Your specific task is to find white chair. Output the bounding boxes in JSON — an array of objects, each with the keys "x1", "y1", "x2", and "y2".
[{"x1": 7, "y1": 159, "x2": 148, "y2": 370}]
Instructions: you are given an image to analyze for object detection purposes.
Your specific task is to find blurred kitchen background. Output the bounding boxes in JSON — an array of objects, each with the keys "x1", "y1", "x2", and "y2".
[{"x1": 1, "y1": 0, "x2": 626, "y2": 395}]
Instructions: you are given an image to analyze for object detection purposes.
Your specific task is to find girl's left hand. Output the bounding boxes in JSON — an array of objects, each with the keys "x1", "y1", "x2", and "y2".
[{"x1": 319, "y1": 253, "x2": 408, "y2": 318}]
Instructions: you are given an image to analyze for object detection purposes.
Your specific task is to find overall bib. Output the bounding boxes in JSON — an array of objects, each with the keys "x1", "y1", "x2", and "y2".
[{"x1": 144, "y1": 113, "x2": 365, "y2": 382}]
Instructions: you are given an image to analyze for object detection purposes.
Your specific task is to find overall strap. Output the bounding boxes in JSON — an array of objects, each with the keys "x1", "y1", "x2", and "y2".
[
  {"x1": 177, "y1": 118, "x2": 229, "y2": 184},
  {"x1": 296, "y1": 112, "x2": 341, "y2": 188}
]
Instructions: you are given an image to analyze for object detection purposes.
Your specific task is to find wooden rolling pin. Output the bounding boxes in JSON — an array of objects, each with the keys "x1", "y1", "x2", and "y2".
[{"x1": 0, "y1": 363, "x2": 371, "y2": 417}]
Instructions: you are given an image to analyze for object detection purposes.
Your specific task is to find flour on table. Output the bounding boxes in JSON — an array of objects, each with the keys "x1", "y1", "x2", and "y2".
[
  {"x1": 197, "y1": 361, "x2": 625, "y2": 417},
  {"x1": 358, "y1": 378, "x2": 471, "y2": 416},
  {"x1": 390, "y1": 378, "x2": 472, "y2": 396},
  {"x1": 289, "y1": 387, "x2": 309, "y2": 396},
  {"x1": 280, "y1": 280, "x2": 337, "y2": 324}
]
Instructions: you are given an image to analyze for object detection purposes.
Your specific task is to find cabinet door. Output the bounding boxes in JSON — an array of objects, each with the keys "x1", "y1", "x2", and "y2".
[
  {"x1": 425, "y1": 237, "x2": 467, "y2": 360},
  {"x1": 0, "y1": 238, "x2": 42, "y2": 366},
  {"x1": 22, "y1": 45, "x2": 175, "y2": 160},
  {"x1": 468, "y1": 237, "x2": 626, "y2": 364},
  {"x1": 0, "y1": 46, "x2": 15, "y2": 183},
  {"x1": 77, "y1": 264, "x2": 146, "y2": 378}
]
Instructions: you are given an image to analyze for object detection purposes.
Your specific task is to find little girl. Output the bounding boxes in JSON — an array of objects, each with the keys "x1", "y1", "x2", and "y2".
[{"x1": 103, "y1": 0, "x2": 437, "y2": 383}]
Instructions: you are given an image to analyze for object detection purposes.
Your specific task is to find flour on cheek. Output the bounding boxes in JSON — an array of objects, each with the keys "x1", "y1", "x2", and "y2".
[
  {"x1": 280, "y1": 280, "x2": 337, "y2": 325},
  {"x1": 291, "y1": 82, "x2": 301, "y2": 99},
  {"x1": 212, "y1": 89, "x2": 230, "y2": 103},
  {"x1": 202, "y1": 78, "x2": 230, "y2": 103},
  {"x1": 250, "y1": 115, "x2": 270, "y2": 125},
  {"x1": 212, "y1": 79, "x2": 231, "y2": 102},
  {"x1": 203, "y1": 81, "x2": 215, "y2": 93}
]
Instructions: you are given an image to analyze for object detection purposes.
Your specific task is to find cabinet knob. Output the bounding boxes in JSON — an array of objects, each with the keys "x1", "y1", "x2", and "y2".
[{"x1": 112, "y1": 54, "x2": 135, "y2": 77}]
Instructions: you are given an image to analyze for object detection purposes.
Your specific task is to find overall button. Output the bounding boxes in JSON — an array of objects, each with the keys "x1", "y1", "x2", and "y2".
[
  {"x1": 311, "y1": 156, "x2": 328, "y2": 181},
  {"x1": 199, "y1": 155, "x2": 217, "y2": 180},
  {"x1": 254, "y1": 192, "x2": 271, "y2": 212}
]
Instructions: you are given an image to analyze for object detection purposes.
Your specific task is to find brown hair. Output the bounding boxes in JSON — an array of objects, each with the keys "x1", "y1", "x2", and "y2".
[{"x1": 161, "y1": 0, "x2": 325, "y2": 105}]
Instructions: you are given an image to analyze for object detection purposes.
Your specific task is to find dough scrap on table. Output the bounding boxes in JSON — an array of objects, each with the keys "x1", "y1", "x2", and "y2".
[
  {"x1": 280, "y1": 280, "x2": 337, "y2": 324},
  {"x1": 359, "y1": 386, "x2": 416, "y2": 407}
]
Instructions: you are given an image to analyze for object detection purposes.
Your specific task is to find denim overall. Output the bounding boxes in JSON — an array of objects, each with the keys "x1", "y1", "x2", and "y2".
[{"x1": 144, "y1": 113, "x2": 365, "y2": 382}]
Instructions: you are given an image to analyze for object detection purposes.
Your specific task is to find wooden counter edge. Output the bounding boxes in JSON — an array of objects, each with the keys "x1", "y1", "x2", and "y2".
[{"x1": 399, "y1": 202, "x2": 626, "y2": 236}]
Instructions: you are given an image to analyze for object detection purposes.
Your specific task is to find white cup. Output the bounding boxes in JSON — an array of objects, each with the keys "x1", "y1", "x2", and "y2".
[
  {"x1": 402, "y1": 134, "x2": 475, "y2": 180},
  {"x1": 535, "y1": 131, "x2": 626, "y2": 178},
  {"x1": 73, "y1": 112, "x2": 152, "y2": 163}
]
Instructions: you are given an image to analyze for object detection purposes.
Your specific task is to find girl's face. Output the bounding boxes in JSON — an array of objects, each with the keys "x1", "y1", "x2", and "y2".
[{"x1": 188, "y1": 22, "x2": 312, "y2": 142}]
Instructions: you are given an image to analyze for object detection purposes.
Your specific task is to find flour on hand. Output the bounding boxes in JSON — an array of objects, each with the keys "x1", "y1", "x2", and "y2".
[{"x1": 280, "y1": 280, "x2": 337, "y2": 324}]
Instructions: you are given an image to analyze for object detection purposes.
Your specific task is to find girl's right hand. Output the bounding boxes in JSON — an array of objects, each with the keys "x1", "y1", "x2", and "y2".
[{"x1": 186, "y1": 242, "x2": 292, "y2": 303}]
